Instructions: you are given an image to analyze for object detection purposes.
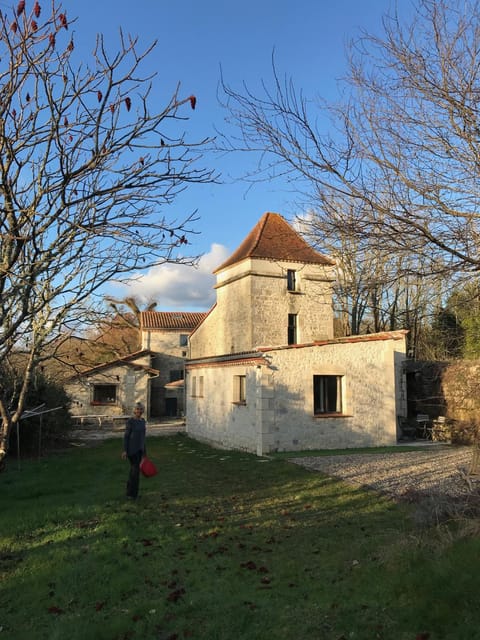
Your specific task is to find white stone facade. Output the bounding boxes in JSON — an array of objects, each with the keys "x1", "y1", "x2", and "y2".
[
  {"x1": 186, "y1": 335, "x2": 407, "y2": 455},
  {"x1": 191, "y1": 258, "x2": 335, "y2": 358},
  {"x1": 186, "y1": 213, "x2": 408, "y2": 455}
]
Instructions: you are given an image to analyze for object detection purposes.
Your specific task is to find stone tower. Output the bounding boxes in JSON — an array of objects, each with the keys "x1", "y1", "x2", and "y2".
[{"x1": 190, "y1": 212, "x2": 336, "y2": 358}]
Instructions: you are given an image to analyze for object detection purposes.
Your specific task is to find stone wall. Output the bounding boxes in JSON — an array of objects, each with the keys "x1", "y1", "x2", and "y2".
[
  {"x1": 190, "y1": 257, "x2": 335, "y2": 359},
  {"x1": 187, "y1": 335, "x2": 407, "y2": 455},
  {"x1": 66, "y1": 364, "x2": 150, "y2": 418},
  {"x1": 264, "y1": 337, "x2": 405, "y2": 452},
  {"x1": 406, "y1": 360, "x2": 480, "y2": 423},
  {"x1": 142, "y1": 329, "x2": 188, "y2": 416},
  {"x1": 186, "y1": 363, "x2": 261, "y2": 453}
]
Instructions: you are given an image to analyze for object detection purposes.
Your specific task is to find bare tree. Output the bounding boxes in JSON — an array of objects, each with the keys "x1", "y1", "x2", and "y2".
[
  {"x1": 0, "y1": 1, "x2": 214, "y2": 465},
  {"x1": 300, "y1": 193, "x2": 439, "y2": 356},
  {"x1": 221, "y1": 0, "x2": 480, "y2": 276}
]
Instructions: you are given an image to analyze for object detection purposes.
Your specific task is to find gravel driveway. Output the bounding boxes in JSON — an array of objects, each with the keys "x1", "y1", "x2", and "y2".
[{"x1": 290, "y1": 446, "x2": 476, "y2": 499}]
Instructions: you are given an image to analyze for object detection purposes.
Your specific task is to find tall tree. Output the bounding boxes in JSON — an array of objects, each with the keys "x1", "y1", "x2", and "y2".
[
  {"x1": 300, "y1": 193, "x2": 438, "y2": 358},
  {"x1": 445, "y1": 281, "x2": 480, "y2": 359},
  {"x1": 221, "y1": 0, "x2": 480, "y2": 276},
  {"x1": 0, "y1": 1, "x2": 213, "y2": 465}
]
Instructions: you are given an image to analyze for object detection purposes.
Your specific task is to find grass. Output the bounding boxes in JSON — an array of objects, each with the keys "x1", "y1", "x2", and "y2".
[{"x1": 1, "y1": 434, "x2": 479, "y2": 640}]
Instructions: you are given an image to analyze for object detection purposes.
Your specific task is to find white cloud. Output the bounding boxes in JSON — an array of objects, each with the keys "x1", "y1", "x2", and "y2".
[{"x1": 110, "y1": 243, "x2": 230, "y2": 311}]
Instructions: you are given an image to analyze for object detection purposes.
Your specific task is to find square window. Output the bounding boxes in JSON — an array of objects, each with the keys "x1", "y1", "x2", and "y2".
[
  {"x1": 313, "y1": 375, "x2": 343, "y2": 414},
  {"x1": 92, "y1": 384, "x2": 117, "y2": 405}
]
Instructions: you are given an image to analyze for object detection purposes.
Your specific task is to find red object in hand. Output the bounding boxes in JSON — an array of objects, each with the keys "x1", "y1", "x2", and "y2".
[{"x1": 140, "y1": 457, "x2": 157, "y2": 478}]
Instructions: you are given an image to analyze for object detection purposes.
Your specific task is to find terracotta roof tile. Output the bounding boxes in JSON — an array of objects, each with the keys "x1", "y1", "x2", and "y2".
[
  {"x1": 214, "y1": 212, "x2": 335, "y2": 273},
  {"x1": 66, "y1": 350, "x2": 159, "y2": 380},
  {"x1": 140, "y1": 311, "x2": 207, "y2": 331}
]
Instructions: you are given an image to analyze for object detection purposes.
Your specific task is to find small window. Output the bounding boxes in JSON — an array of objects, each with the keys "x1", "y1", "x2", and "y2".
[
  {"x1": 191, "y1": 375, "x2": 204, "y2": 397},
  {"x1": 287, "y1": 269, "x2": 296, "y2": 291},
  {"x1": 233, "y1": 375, "x2": 246, "y2": 404},
  {"x1": 288, "y1": 313, "x2": 297, "y2": 345},
  {"x1": 170, "y1": 369, "x2": 183, "y2": 383},
  {"x1": 313, "y1": 375, "x2": 343, "y2": 414},
  {"x1": 92, "y1": 384, "x2": 117, "y2": 405},
  {"x1": 179, "y1": 334, "x2": 188, "y2": 347}
]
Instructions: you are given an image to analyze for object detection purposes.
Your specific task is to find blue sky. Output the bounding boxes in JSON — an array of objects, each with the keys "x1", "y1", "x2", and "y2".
[{"x1": 57, "y1": 0, "x2": 401, "y2": 310}]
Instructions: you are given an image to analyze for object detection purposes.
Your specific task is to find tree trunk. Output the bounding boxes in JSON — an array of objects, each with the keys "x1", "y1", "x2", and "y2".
[{"x1": 0, "y1": 415, "x2": 13, "y2": 470}]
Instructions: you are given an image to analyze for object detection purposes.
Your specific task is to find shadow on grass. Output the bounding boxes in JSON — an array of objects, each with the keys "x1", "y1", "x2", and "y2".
[{"x1": 1, "y1": 435, "x2": 477, "y2": 640}]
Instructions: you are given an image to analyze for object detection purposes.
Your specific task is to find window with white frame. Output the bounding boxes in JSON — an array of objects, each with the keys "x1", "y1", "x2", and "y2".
[
  {"x1": 313, "y1": 375, "x2": 343, "y2": 415},
  {"x1": 233, "y1": 375, "x2": 246, "y2": 404}
]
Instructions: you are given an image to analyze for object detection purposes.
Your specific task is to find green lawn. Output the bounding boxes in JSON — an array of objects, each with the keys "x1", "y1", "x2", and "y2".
[{"x1": 1, "y1": 434, "x2": 479, "y2": 640}]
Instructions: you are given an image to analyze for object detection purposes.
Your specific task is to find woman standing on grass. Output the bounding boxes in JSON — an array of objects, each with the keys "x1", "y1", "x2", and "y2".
[{"x1": 121, "y1": 403, "x2": 146, "y2": 499}]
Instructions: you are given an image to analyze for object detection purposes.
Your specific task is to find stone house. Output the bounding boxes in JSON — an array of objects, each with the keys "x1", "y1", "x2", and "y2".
[
  {"x1": 66, "y1": 312, "x2": 206, "y2": 420},
  {"x1": 66, "y1": 350, "x2": 159, "y2": 420},
  {"x1": 66, "y1": 211, "x2": 407, "y2": 448},
  {"x1": 186, "y1": 212, "x2": 408, "y2": 455},
  {"x1": 140, "y1": 311, "x2": 207, "y2": 417}
]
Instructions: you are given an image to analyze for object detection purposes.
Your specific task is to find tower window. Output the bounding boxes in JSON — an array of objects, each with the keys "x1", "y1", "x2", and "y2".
[
  {"x1": 288, "y1": 313, "x2": 297, "y2": 345},
  {"x1": 287, "y1": 269, "x2": 297, "y2": 291}
]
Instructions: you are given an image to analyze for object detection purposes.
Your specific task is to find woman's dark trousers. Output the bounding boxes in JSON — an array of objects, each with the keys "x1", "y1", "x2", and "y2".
[{"x1": 127, "y1": 451, "x2": 142, "y2": 498}]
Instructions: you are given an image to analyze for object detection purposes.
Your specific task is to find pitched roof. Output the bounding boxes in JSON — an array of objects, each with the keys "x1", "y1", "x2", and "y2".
[
  {"x1": 214, "y1": 212, "x2": 335, "y2": 274},
  {"x1": 140, "y1": 311, "x2": 207, "y2": 331},
  {"x1": 66, "y1": 350, "x2": 159, "y2": 380}
]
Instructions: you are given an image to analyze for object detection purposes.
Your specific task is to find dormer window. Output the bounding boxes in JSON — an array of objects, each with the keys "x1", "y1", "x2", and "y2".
[{"x1": 287, "y1": 269, "x2": 297, "y2": 291}]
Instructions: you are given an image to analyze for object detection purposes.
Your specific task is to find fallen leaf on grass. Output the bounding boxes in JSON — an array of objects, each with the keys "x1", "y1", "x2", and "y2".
[
  {"x1": 47, "y1": 606, "x2": 64, "y2": 615},
  {"x1": 167, "y1": 588, "x2": 186, "y2": 603},
  {"x1": 141, "y1": 538, "x2": 154, "y2": 546}
]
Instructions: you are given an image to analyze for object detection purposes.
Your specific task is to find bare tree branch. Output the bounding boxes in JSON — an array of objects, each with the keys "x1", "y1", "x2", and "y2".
[
  {"x1": 220, "y1": 0, "x2": 480, "y2": 275},
  {"x1": 0, "y1": 1, "x2": 215, "y2": 464}
]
